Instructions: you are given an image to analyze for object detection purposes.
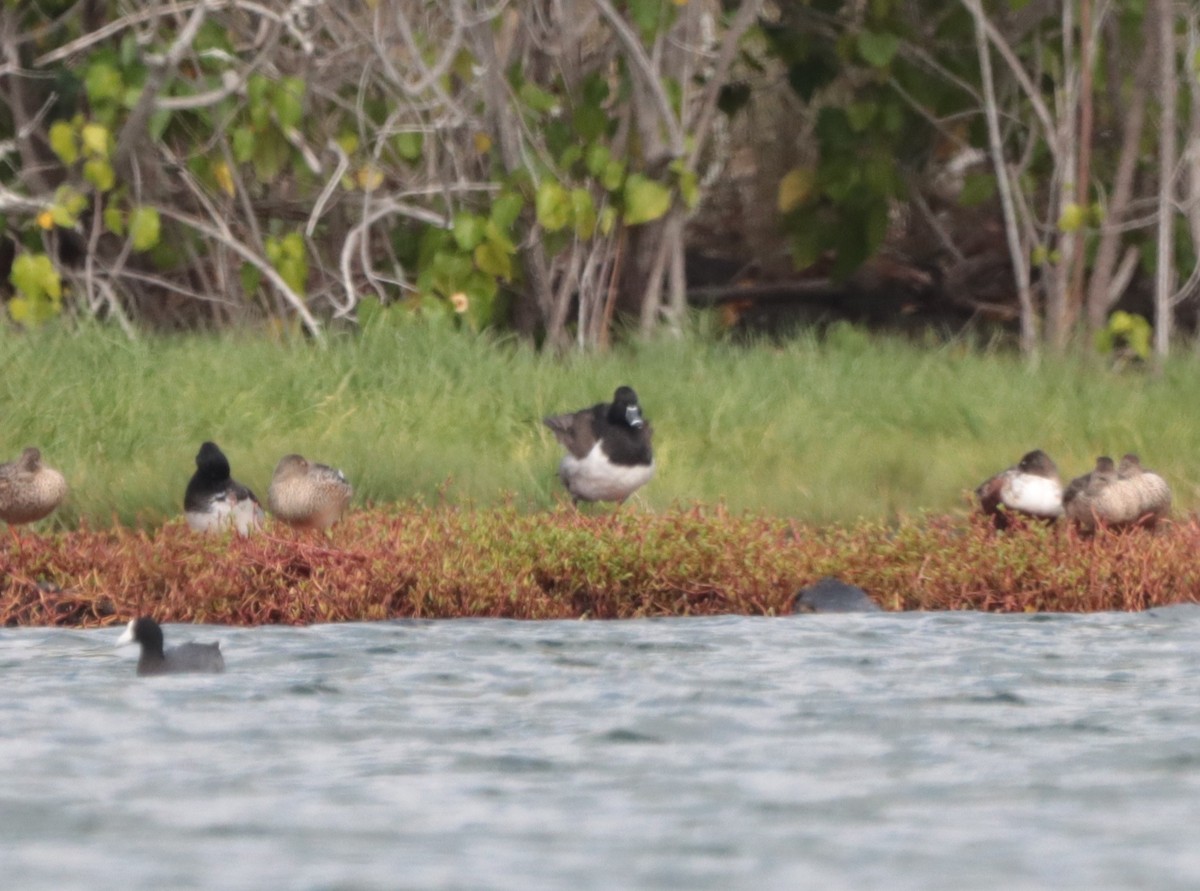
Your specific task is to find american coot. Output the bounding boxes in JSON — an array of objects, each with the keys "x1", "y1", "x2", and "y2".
[
  {"x1": 184, "y1": 441, "x2": 265, "y2": 536},
  {"x1": 117, "y1": 617, "x2": 225, "y2": 676},
  {"x1": 267, "y1": 454, "x2": 353, "y2": 530},
  {"x1": 975, "y1": 449, "x2": 1064, "y2": 528},
  {"x1": 543, "y1": 386, "x2": 655, "y2": 504},
  {"x1": 0, "y1": 446, "x2": 68, "y2": 527}
]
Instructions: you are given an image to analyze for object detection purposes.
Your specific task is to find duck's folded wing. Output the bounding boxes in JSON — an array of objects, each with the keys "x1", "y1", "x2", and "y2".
[{"x1": 543, "y1": 412, "x2": 595, "y2": 458}]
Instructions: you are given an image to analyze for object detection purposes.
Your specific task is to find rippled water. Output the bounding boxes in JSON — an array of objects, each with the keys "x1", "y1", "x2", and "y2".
[{"x1": 4, "y1": 609, "x2": 1200, "y2": 890}]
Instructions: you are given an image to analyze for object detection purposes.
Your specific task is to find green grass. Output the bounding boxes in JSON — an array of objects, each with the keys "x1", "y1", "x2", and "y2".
[{"x1": 1, "y1": 321, "x2": 1196, "y2": 528}]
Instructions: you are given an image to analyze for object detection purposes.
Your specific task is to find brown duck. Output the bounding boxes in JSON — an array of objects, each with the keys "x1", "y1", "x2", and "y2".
[
  {"x1": 0, "y1": 447, "x2": 68, "y2": 528},
  {"x1": 1063, "y1": 454, "x2": 1170, "y2": 531},
  {"x1": 267, "y1": 453, "x2": 352, "y2": 530}
]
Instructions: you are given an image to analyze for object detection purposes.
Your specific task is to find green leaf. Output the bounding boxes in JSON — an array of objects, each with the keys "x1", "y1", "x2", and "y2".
[
  {"x1": 103, "y1": 206, "x2": 125, "y2": 236},
  {"x1": 570, "y1": 188, "x2": 596, "y2": 240},
  {"x1": 1095, "y1": 311, "x2": 1152, "y2": 360},
  {"x1": 601, "y1": 159, "x2": 625, "y2": 193},
  {"x1": 559, "y1": 145, "x2": 583, "y2": 170},
  {"x1": 585, "y1": 143, "x2": 611, "y2": 178},
  {"x1": 9, "y1": 253, "x2": 63, "y2": 326},
  {"x1": 128, "y1": 206, "x2": 161, "y2": 251},
  {"x1": 47, "y1": 185, "x2": 87, "y2": 228},
  {"x1": 483, "y1": 219, "x2": 516, "y2": 254},
  {"x1": 518, "y1": 82, "x2": 559, "y2": 116},
  {"x1": 1058, "y1": 202, "x2": 1085, "y2": 233},
  {"x1": 247, "y1": 75, "x2": 271, "y2": 128},
  {"x1": 535, "y1": 180, "x2": 572, "y2": 232},
  {"x1": 266, "y1": 232, "x2": 308, "y2": 294},
  {"x1": 676, "y1": 168, "x2": 699, "y2": 210},
  {"x1": 623, "y1": 174, "x2": 672, "y2": 226},
  {"x1": 572, "y1": 102, "x2": 609, "y2": 142},
  {"x1": 598, "y1": 206, "x2": 618, "y2": 236},
  {"x1": 232, "y1": 126, "x2": 256, "y2": 164},
  {"x1": 452, "y1": 212, "x2": 486, "y2": 251},
  {"x1": 83, "y1": 158, "x2": 115, "y2": 192},
  {"x1": 394, "y1": 131, "x2": 424, "y2": 161},
  {"x1": 474, "y1": 239, "x2": 513, "y2": 281},
  {"x1": 85, "y1": 62, "x2": 123, "y2": 106},
  {"x1": 252, "y1": 128, "x2": 290, "y2": 182},
  {"x1": 627, "y1": 0, "x2": 670, "y2": 40},
  {"x1": 48, "y1": 121, "x2": 78, "y2": 165},
  {"x1": 857, "y1": 30, "x2": 901, "y2": 68},
  {"x1": 240, "y1": 262, "x2": 262, "y2": 296},
  {"x1": 490, "y1": 192, "x2": 523, "y2": 231},
  {"x1": 11, "y1": 253, "x2": 62, "y2": 300},
  {"x1": 274, "y1": 77, "x2": 306, "y2": 129}
]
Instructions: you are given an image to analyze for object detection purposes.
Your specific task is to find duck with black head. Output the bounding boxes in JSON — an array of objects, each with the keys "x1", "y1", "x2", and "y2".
[
  {"x1": 543, "y1": 386, "x2": 655, "y2": 505},
  {"x1": 975, "y1": 449, "x2": 1064, "y2": 528},
  {"x1": 184, "y1": 441, "x2": 264, "y2": 536}
]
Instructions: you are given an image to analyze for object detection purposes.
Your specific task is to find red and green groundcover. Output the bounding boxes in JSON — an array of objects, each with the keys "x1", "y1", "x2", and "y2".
[{"x1": 4, "y1": 505, "x2": 1198, "y2": 627}]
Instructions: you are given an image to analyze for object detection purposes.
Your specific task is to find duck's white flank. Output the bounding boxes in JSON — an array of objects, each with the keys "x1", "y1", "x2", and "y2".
[
  {"x1": 1002, "y1": 473, "x2": 1063, "y2": 518},
  {"x1": 186, "y1": 493, "x2": 263, "y2": 536},
  {"x1": 559, "y1": 442, "x2": 655, "y2": 503}
]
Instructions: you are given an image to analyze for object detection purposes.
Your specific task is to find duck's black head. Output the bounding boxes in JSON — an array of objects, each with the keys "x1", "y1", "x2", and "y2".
[
  {"x1": 194, "y1": 442, "x2": 232, "y2": 482},
  {"x1": 1017, "y1": 449, "x2": 1056, "y2": 477},
  {"x1": 608, "y1": 386, "x2": 645, "y2": 429}
]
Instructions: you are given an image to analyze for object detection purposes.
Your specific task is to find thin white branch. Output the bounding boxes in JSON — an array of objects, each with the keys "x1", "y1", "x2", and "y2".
[{"x1": 966, "y1": 0, "x2": 1037, "y2": 354}]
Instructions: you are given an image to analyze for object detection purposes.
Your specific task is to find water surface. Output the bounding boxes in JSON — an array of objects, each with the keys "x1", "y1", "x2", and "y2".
[{"x1": 4, "y1": 609, "x2": 1200, "y2": 889}]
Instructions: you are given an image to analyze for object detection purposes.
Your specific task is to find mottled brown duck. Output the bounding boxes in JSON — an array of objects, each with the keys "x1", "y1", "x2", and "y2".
[
  {"x1": 0, "y1": 447, "x2": 68, "y2": 531},
  {"x1": 267, "y1": 453, "x2": 352, "y2": 531}
]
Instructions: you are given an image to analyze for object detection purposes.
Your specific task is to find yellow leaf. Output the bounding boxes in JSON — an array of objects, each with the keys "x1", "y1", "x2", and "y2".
[
  {"x1": 80, "y1": 122, "x2": 111, "y2": 158},
  {"x1": 1057, "y1": 202, "x2": 1085, "y2": 233},
  {"x1": 356, "y1": 164, "x2": 384, "y2": 192},
  {"x1": 474, "y1": 132, "x2": 493, "y2": 155},
  {"x1": 212, "y1": 160, "x2": 236, "y2": 197},
  {"x1": 37, "y1": 210, "x2": 54, "y2": 230},
  {"x1": 777, "y1": 167, "x2": 816, "y2": 214}
]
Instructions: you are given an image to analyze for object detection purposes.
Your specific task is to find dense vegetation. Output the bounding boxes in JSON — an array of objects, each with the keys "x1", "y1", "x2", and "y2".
[
  {"x1": 3, "y1": 2, "x2": 1198, "y2": 355},
  {"x1": 5, "y1": 506, "x2": 1198, "y2": 627}
]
